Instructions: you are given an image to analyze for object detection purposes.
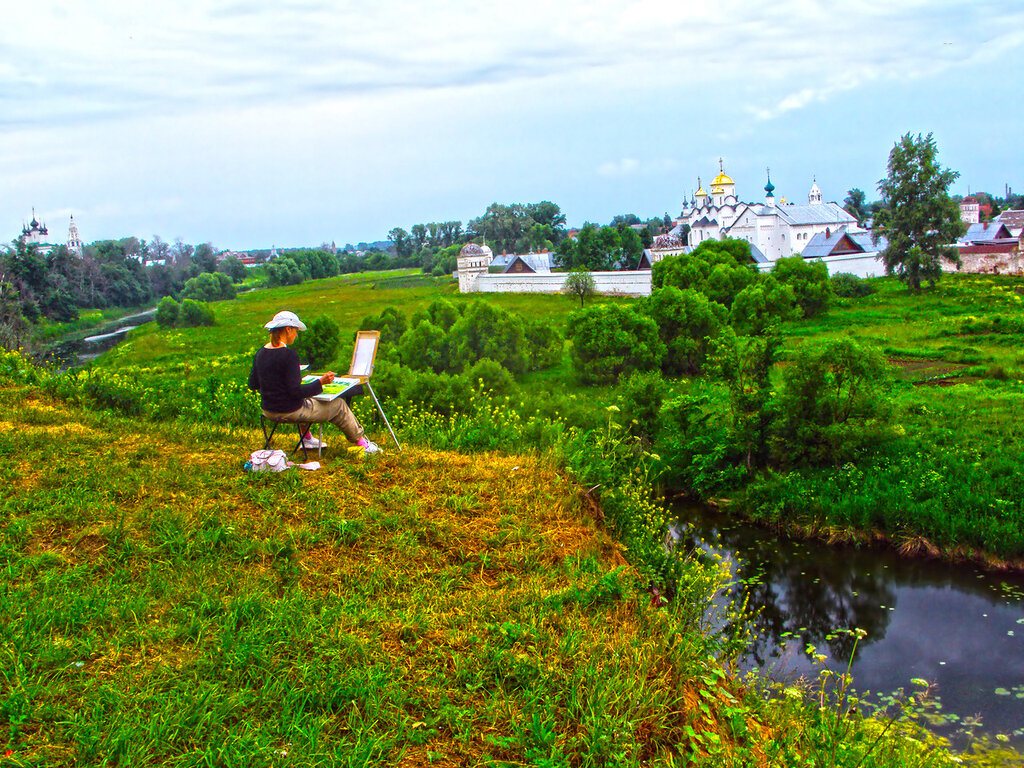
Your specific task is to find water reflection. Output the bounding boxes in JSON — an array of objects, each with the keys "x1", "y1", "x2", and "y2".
[
  {"x1": 36, "y1": 309, "x2": 155, "y2": 369},
  {"x1": 675, "y1": 505, "x2": 1024, "y2": 744}
]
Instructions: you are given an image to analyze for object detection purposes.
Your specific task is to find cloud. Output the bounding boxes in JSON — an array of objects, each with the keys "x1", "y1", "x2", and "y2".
[{"x1": 597, "y1": 158, "x2": 678, "y2": 177}]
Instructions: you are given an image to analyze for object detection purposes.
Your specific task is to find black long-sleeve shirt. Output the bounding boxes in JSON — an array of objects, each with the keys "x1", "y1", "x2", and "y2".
[{"x1": 247, "y1": 346, "x2": 322, "y2": 413}]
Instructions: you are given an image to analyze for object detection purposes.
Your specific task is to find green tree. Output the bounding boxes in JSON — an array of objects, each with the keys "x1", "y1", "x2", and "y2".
[
  {"x1": 292, "y1": 314, "x2": 341, "y2": 369},
  {"x1": 449, "y1": 301, "x2": 530, "y2": 375},
  {"x1": 562, "y1": 267, "x2": 596, "y2": 307},
  {"x1": 193, "y1": 242, "x2": 218, "y2": 273},
  {"x1": 388, "y1": 228, "x2": 413, "y2": 260},
  {"x1": 155, "y1": 296, "x2": 180, "y2": 328},
  {"x1": 181, "y1": 272, "x2": 235, "y2": 302},
  {"x1": 770, "y1": 256, "x2": 833, "y2": 318},
  {"x1": 219, "y1": 256, "x2": 248, "y2": 283},
  {"x1": 843, "y1": 188, "x2": 868, "y2": 225},
  {"x1": 874, "y1": 132, "x2": 964, "y2": 291},
  {"x1": 179, "y1": 299, "x2": 215, "y2": 327},
  {"x1": 566, "y1": 304, "x2": 664, "y2": 385},
  {"x1": 643, "y1": 286, "x2": 726, "y2": 375},
  {"x1": 772, "y1": 339, "x2": 893, "y2": 467}
]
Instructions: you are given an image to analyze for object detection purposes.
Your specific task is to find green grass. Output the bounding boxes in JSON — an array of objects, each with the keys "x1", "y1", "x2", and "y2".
[{"x1": 1, "y1": 386, "x2": 980, "y2": 767}]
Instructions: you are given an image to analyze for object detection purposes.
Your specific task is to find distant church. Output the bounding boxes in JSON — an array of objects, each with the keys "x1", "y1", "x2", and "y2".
[
  {"x1": 676, "y1": 161, "x2": 860, "y2": 263},
  {"x1": 19, "y1": 210, "x2": 84, "y2": 256}
]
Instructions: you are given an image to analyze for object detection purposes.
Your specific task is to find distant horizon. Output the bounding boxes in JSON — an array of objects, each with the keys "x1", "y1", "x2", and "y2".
[{"x1": 5, "y1": 1, "x2": 1022, "y2": 252}]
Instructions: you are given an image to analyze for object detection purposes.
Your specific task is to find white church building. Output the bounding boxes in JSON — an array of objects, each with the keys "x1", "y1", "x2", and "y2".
[{"x1": 677, "y1": 162, "x2": 862, "y2": 264}]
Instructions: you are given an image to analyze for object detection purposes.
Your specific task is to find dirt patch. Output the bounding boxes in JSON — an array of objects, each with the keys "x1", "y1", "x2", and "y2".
[{"x1": 888, "y1": 356, "x2": 972, "y2": 386}]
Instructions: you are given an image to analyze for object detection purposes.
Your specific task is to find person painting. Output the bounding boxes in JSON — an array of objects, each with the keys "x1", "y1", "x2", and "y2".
[{"x1": 248, "y1": 310, "x2": 380, "y2": 455}]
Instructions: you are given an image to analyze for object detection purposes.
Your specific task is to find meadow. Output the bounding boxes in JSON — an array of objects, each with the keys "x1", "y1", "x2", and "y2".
[
  {"x1": 72, "y1": 269, "x2": 1024, "y2": 564},
  {"x1": 6, "y1": 269, "x2": 1024, "y2": 764}
]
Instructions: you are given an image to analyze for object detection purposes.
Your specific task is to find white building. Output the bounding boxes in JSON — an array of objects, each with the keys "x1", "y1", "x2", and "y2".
[
  {"x1": 67, "y1": 215, "x2": 83, "y2": 256},
  {"x1": 456, "y1": 242, "x2": 494, "y2": 292},
  {"x1": 678, "y1": 164, "x2": 861, "y2": 264},
  {"x1": 19, "y1": 211, "x2": 55, "y2": 253}
]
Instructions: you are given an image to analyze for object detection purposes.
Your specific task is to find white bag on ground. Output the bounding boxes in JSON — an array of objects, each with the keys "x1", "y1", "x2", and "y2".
[{"x1": 249, "y1": 449, "x2": 290, "y2": 472}]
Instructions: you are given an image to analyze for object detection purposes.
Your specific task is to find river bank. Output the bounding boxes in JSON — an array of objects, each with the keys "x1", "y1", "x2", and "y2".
[{"x1": 675, "y1": 503, "x2": 1024, "y2": 749}]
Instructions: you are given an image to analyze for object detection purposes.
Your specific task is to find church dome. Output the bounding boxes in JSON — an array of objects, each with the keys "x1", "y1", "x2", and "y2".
[
  {"x1": 712, "y1": 171, "x2": 734, "y2": 187},
  {"x1": 694, "y1": 177, "x2": 706, "y2": 198},
  {"x1": 459, "y1": 243, "x2": 491, "y2": 257},
  {"x1": 652, "y1": 234, "x2": 684, "y2": 250}
]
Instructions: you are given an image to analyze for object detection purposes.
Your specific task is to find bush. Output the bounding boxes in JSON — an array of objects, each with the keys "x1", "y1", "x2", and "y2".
[
  {"x1": 397, "y1": 319, "x2": 451, "y2": 374},
  {"x1": 652, "y1": 239, "x2": 757, "y2": 307},
  {"x1": 179, "y1": 299, "x2": 215, "y2": 327},
  {"x1": 771, "y1": 338, "x2": 893, "y2": 467},
  {"x1": 567, "y1": 304, "x2": 664, "y2": 385},
  {"x1": 449, "y1": 301, "x2": 530, "y2": 376},
  {"x1": 464, "y1": 358, "x2": 515, "y2": 396},
  {"x1": 616, "y1": 370, "x2": 666, "y2": 441},
  {"x1": 291, "y1": 314, "x2": 341, "y2": 369},
  {"x1": 643, "y1": 287, "x2": 726, "y2": 375},
  {"x1": 523, "y1": 318, "x2": 564, "y2": 371},
  {"x1": 830, "y1": 272, "x2": 875, "y2": 298},
  {"x1": 771, "y1": 257, "x2": 833, "y2": 318},
  {"x1": 182, "y1": 272, "x2": 236, "y2": 302},
  {"x1": 360, "y1": 306, "x2": 407, "y2": 346},
  {"x1": 155, "y1": 296, "x2": 180, "y2": 328},
  {"x1": 730, "y1": 277, "x2": 798, "y2": 336}
]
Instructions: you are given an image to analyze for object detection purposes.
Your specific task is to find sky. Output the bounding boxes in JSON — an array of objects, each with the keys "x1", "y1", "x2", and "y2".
[{"x1": 4, "y1": 0, "x2": 1023, "y2": 251}]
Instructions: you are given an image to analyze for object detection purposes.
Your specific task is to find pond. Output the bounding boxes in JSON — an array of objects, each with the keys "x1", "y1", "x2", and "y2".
[{"x1": 674, "y1": 505, "x2": 1024, "y2": 746}]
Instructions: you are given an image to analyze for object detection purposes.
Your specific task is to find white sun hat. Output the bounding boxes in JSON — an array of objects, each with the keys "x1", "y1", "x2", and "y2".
[{"x1": 264, "y1": 310, "x2": 307, "y2": 331}]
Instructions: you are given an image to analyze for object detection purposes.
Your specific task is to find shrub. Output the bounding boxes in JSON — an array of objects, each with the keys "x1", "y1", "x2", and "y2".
[
  {"x1": 464, "y1": 358, "x2": 515, "y2": 397},
  {"x1": 616, "y1": 370, "x2": 666, "y2": 441},
  {"x1": 830, "y1": 272, "x2": 875, "y2": 298},
  {"x1": 449, "y1": 301, "x2": 530, "y2": 376},
  {"x1": 360, "y1": 306, "x2": 406, "y2": 346},
  {"x1": 179, "y1": 299, "x2": 215, "y2": 327},
  {"x1": 155, "y1": 296, "x2": 180, "y2": 328},
  {"x1": 730, "y1": 277, "x2": 798, "y2": 336},
  {"x1": 523, "y1": 318, "x2": 564, "y2": 371},
  {"x1": 567, "y1": 304, "x2": 664, "y2": 385},
  {"x1": 772, "y1": 338, "x2": 893, "y2": 467},
  {"x1": 771, "y1": 257, "x2": 833, "y2": 318},
  {"x1": 643, "y1": 287, "x2": 726, "y2": 375},
  {"x1": 397, "y1": 319, "x2": 451, "y2": 374},
  {"x1": 291, "y1": 314, "x2": 341, "y2": 369},
  {"x1": 182, "y1": 272, "x2": 236, "y2": 303},
  {"x1": 652, "y1": 240, "x2": 758, "y2": 307}
]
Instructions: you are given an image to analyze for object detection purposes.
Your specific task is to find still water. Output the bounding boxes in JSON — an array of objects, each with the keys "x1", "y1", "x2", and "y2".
[
  {"x1": 41, "y1": 308, "x2": 156, "y2": 368},
  {"x1": 674, "y1": 505, "x2": 1024, "y2": 744}
]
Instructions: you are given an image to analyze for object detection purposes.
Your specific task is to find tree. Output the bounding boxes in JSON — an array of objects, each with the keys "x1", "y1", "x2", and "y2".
[
  {"x1": 770, "y1": 256, "x2": 833, "y2": 318},
  {"x1": 567, "y1": 304, "x2": 664, "y2": 385},
  {"x1": 193, "y1": 242, "x2": 218, "y2": 273},
  {"x1": 155, "y1": 296, "x2": 180, "y2": 328},
  {"x1": 292, "y1": 314, "x2": 341, "y2": 369},
  {"x1": 874, "y1": 133, "x2": 964, "y2": 291},
  {"x1": 388, "y1": 228, "x2": 413, "y2": 260},
  {"x1": 562, "y1": 267, "x2": 596, "y2": 307},
  {"x1": 843, "y1": 188, "x2": 868, "y2": 225}
]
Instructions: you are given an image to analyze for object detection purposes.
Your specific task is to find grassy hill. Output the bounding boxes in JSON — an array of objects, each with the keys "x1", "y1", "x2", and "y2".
[{"x1": 4, "y1": 382, "x2": 980, "y2": 766}]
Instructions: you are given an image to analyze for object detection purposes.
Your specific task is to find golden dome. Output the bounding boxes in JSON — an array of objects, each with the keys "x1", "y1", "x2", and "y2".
[
  {"x1": 695, "y1": 177, "x2": 706, "y2": 197},
  {"x1": 712, "y1": 171, "x2": 734, "y2": 187},
  {"x1": 711, "y1": 184, "x2": 724, "y2": 194}
]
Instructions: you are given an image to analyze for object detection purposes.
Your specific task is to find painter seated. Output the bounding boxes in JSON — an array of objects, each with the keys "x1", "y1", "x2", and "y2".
[{"x1": 248, "y1": 310, "x2": 380, "y2": 455}]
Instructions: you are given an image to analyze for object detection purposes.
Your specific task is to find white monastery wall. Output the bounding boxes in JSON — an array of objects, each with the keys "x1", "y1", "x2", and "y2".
[
  {"x1": 472, "y1": 271, "x2": 652, "y2": 297},
  {"x1": 757, "y1": 253, "x2": 885, "y2": 278}
]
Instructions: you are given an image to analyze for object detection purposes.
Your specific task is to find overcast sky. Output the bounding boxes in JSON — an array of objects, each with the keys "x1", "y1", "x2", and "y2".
[{"x1": 4, "y1": 0, "x2": 1023, "y2": 251}]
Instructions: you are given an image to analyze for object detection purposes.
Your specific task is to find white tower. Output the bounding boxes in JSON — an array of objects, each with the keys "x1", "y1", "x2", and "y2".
[
  {"x1": 67, "y1": 215, "x2": 83, "y2": 256},
  {"x1": 456, "y1": 242, "x2": 493, "y2": 293},
  {"x1": 808, "y1": 177, "x2": 823, "y2": 204}
]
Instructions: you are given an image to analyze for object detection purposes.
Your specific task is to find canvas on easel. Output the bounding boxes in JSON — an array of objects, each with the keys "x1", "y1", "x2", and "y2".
[
  {"x1": 348, "y1": 329, "x2": 401, "y2": 451},
  {"x1": 348, "y1": 330, "x2": 379, "y2": 381}
]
